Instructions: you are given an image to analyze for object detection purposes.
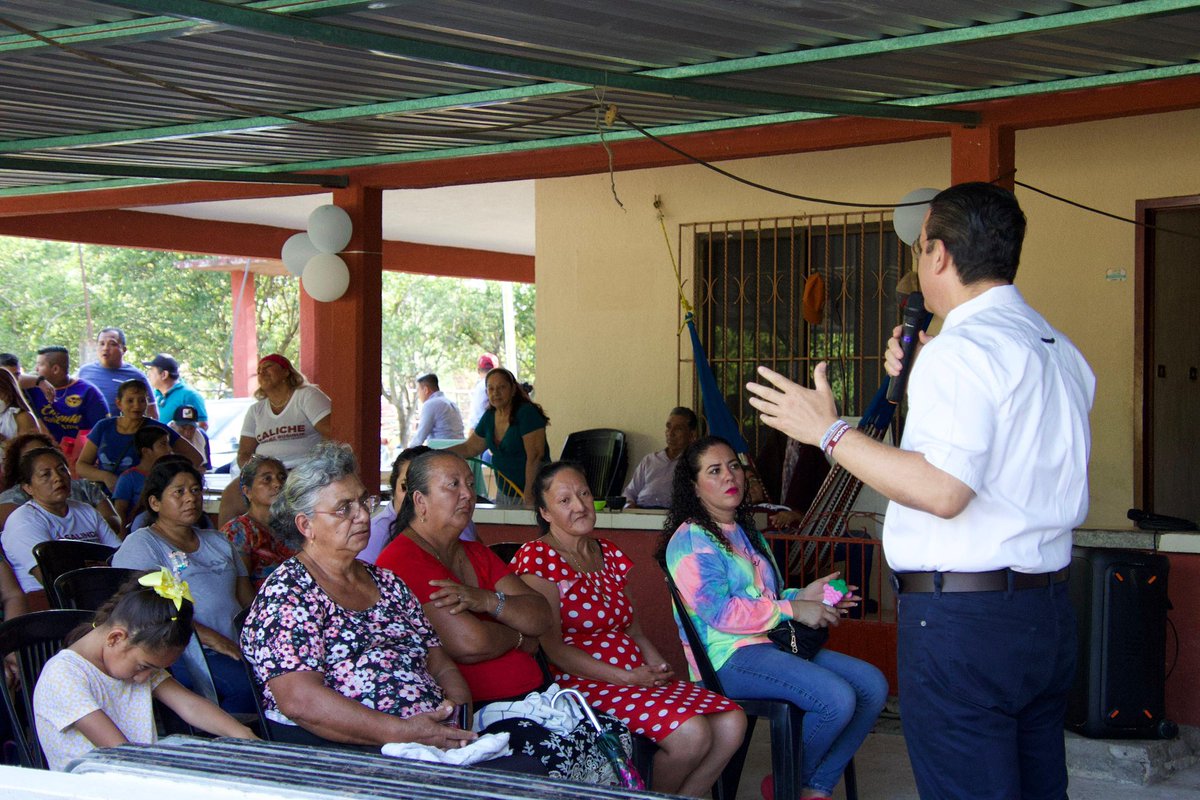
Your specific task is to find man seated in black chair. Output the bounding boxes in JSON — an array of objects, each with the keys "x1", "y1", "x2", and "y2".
[{"x1": 622, "y1": 407, "x2": 697, "y2": 509}]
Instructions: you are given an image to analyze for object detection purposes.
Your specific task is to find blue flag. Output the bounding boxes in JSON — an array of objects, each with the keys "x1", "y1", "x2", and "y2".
[{"x1": 685, "y1": 311, "x2": 750, "y2": 454}]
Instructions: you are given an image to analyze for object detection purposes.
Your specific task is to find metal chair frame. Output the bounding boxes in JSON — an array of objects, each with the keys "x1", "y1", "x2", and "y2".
[
  {"x1": 0, "y1": 609, "x2": 94, "y2": 768},
  {"x1": 664, "y1": 572, "x2": 857, "y2": 800}
]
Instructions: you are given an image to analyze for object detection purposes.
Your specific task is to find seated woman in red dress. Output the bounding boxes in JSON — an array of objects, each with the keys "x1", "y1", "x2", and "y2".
[
  {"x1": 375, "y1": 450, "x2": 632, "y2": 785},
  {"x1": 514, "y1": 461, "x2": 746, "y2": 797}
]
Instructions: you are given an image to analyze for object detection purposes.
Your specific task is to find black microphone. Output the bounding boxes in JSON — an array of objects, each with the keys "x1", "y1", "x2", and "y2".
[{"x1": 887, "y1": 291, "x2": 925, "y2": 405}]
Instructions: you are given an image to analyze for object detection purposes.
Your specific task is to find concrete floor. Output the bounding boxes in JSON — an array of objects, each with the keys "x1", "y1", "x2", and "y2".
[{"x1": 734, "y1": 719, "x2": 1200, "y2": 799}]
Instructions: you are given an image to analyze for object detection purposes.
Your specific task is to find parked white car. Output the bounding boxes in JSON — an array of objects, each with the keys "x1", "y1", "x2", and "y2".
[{"x1": 203, "y1": 397, "x2": 256, "y2": 473}]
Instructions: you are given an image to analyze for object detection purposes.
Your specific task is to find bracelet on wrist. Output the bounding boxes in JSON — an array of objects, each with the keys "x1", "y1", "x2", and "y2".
[
  {"x1": 491, "y1": 590, "x2": 506, "y2": 617},
  {"x1": 819, "y1": 419, "x2": 851, "y2": 454},
  {"x1": 514, "y1": 631, "x2": 524, "y2": 651}
]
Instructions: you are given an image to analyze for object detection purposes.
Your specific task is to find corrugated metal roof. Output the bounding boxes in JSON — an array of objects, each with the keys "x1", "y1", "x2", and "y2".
[{"x1": 0, "y1": 0, "x2": 1197, "y2": 194}]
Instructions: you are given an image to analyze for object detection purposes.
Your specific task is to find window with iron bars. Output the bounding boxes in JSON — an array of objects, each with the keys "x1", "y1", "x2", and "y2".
[{"x1": 681, "y1": 211, "x2": 914, "y2": 476}]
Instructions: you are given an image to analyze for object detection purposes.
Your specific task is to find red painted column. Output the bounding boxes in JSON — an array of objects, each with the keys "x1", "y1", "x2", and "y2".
[
  {"x1": 230, "y1": 270, "x2": 258, "y2": 397},
  {"x1": 950, "y1": 123, "x2": 1015, "y2": 189},
  {"x1": 299, "y1": 184, "x2": 383, "y2": 489}
]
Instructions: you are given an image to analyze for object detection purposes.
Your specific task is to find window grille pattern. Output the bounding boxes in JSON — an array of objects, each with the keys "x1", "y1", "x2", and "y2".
[{"x1": 680, "y1": 211, "x2": 913, "y2": 458}]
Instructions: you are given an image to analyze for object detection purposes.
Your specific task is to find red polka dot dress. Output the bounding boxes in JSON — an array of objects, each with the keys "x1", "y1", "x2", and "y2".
[{"x1": 514, "y1": 539, "x2": 739, "y2": 743}]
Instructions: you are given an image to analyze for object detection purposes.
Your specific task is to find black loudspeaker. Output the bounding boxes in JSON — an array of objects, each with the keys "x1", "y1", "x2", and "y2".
[{"x1": 1067, "y1": 546, "x2": 1177, "y2": 739}]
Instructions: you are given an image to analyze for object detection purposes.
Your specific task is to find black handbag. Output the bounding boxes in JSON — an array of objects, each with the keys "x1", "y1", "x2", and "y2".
[{"x1": 767, "y1": 619, "x2": 828, "y2": 660}]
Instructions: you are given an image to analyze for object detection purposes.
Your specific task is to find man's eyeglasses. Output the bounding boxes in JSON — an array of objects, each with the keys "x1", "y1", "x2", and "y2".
[
  {"x1": 313, "y1": 495, "x2": 380, "y2": 520},
  {"x1": 911, "y1": 236, "x2": 937, "y2": 260}
]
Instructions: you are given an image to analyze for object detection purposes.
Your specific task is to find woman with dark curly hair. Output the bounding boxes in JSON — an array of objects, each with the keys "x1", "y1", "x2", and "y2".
[
  {"x1": 449, "y1": 368, "x2": 548, "y2": 506},
  {"x1": 660, "y1": 436, "x2": 886, "y2": 800}
]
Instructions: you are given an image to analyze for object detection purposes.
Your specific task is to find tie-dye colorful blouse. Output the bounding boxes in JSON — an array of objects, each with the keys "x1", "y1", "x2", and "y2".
[{"x1": 665, "y1": 520, "x2": 801, "y2": 678}]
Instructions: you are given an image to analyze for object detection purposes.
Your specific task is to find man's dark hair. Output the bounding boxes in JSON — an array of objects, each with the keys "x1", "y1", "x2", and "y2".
[
  {"x1": 98, "y1": 327, "x2": 126, "y2": 346},
  {"x1": 0, "y1": 353, "x2": 18, "y2": 368},
  {"x1": 416, "y1": 373, "x2": 439, "y2": 392},
  {"x1": 669, "y1": 406, "x2": 699, "y2": 431},
  {"x1": 36, "y1": 346, "x2": 69, "y2": 371},
  {"x1": 924, "y1": 182, "x2": 1026, "y2": 285}
]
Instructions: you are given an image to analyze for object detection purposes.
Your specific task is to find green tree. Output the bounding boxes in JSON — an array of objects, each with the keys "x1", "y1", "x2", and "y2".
[
  {"x1": 381, "y1": 274, "x2": 535, "y2": 441},
  {"x1": 0, "y1": 236, "x2": 537, "y2": 427},
  {"x1": 0, "y1": 237, "x2": 298, "y2": 396}
]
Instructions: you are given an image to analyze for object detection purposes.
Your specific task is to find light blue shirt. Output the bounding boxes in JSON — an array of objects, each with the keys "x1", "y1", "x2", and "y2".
[
  {"x1": 78, "y1": 362, "x2": 156, "y2": 415},
  {"x1": 155, "y1": 380, "x2": 208, "y2": 424},
  {"x1": 409, "y1": 390, "x2": 464, "y2": 446}
]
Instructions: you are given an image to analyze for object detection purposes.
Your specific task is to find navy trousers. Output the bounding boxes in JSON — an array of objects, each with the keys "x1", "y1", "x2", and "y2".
[{"x1": 897, "y1": 580, "x2": 1076, "y2": 800}]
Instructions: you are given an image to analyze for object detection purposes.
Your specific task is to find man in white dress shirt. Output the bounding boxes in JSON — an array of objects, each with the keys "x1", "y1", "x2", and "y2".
[
  {"x1": 408, "y1": 373, "x2": 464, "y2": 447},
  {"x1": 748, "y1": 182, "x2": 1095, "y2": 800}
]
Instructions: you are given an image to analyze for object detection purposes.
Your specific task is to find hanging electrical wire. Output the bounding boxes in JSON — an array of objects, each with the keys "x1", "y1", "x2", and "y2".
[{"x1": 614, "y1": 109, "x2": 1200, "y2": 240}]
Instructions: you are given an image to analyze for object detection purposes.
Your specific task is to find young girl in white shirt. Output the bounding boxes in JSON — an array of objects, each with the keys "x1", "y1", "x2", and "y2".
[{"x1": 34, "y1": 568, "x2": 255, "y2": 770}]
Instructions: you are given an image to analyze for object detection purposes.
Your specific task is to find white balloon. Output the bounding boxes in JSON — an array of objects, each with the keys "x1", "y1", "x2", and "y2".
[
  {"x1": 301, "y1": 253, "x2": 350, "y2": 302},
  {"x1": 307, "y1": 204, "x2": 353, "y2": 253},
  {"x1": 893, "y1": 187, "x2": 940, "y2": 245},
  {"x1": 280, "y1": 232, "x2": 319, "y2": 276}
]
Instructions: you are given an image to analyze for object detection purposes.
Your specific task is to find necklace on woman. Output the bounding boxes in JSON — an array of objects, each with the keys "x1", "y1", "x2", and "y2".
[
  {"x1": 268, "y1": 390, "x2": 292, "y2": 415},
  {"x1": 406, "y1": 526, "x2": 462, "y2": 575},
  {"x1": 547, "y1": 533, "x2": 606, "y2": 590},
  {"x1": 546, "y1": 533, "x2": 593, "y2": 572},
  {"x1": 549, "y1": 536, "x2": 610, "y2": 603}
]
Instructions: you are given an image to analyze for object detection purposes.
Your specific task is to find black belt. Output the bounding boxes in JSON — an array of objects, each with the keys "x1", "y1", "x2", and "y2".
[{"x1": 894, "y1": 566, "x2": 1069, "y2": 594}]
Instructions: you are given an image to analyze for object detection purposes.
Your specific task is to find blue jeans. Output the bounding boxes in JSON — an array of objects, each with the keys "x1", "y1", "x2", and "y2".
[
  {"x1": 717, "y1": 643, "x2": 888, "y2": 795},
  {"x1": 898, "y1": 581, "x2": 1076, "y2": 800},
  {"x1": 171, "y1": 647, "x2": 256, "y2": 715}
]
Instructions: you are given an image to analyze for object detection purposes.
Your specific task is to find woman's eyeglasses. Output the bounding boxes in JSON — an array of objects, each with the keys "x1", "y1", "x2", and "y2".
[{"x1": 313, "y1": 495, "x2": 379, "y2": 520}]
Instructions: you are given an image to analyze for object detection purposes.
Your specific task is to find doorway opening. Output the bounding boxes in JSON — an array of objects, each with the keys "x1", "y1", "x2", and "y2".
[{"x1": 1136, "y1": 196, "x2": 1200, "y2": 522}]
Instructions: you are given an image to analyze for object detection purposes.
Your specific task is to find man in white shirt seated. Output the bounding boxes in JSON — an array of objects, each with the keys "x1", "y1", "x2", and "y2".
[
  {"x1": 408, "y1": 373, "x2": 464, "y2": 447},
  {"x1": 622, "y1": 406, "x2": 698, "y2": 509}
]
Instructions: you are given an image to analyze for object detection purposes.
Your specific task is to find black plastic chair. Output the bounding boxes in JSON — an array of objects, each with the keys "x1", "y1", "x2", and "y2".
[
  {"x1": 31, "y1": 541, "x2": 118, "y2": 609},
  {"x1": 53, "y1": 567, "x2": 145, "y2": 611},
  {"x1": 664, "y1": 573, "x2": 857, "y2": 800},
  {"x1": 233, "y1": 607, "x2": 277, "y2": 742},
  {"x1": 0, "y1": 609, "x2": 94, "y2": 768},
  {"x1": 558, "y1": 429, "x2": 628, "y2": 499},
  {"x1": 487, "y1": 541, "x2": 523, "y2": 565}
]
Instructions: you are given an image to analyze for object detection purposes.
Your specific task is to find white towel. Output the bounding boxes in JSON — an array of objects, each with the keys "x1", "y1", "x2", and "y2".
[
  {"x1": 472, "y1": 683, "x2": 583, "y2": 735},
  {"x1": 380, "y1": 732, "x2": 511, "y2": 765}
]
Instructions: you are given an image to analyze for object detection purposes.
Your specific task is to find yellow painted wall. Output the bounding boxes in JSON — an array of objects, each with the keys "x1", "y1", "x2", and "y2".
[
  {"x1": 536, "y1": 108, "x2": 1200, "y2": 526},
  {"x1": 1016, "y1": 110, "x2": 1200, "y2": 525}
]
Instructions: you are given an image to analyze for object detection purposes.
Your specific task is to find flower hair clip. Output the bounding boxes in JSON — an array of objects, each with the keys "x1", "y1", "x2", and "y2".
[{"x1": 138, "y1": 567, "x2": 194, "y2": 619}]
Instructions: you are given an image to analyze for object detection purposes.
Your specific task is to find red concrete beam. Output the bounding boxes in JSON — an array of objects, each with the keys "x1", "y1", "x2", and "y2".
[
  {"x1": 230, "y1": 272, "x2": 259, "y2": 398},
  {"x1": 0, "y1": 182, "x2": 325, "y2": 218},
  {"x1": 0, "y1": 210, "x2": 532, "y2": 282},
  {"x1": 299, "y1": 184, "x2": 384, "y2": 490},
  {"x1": 950, "y1": 124, "x2": 1015, "y2": 188}
]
